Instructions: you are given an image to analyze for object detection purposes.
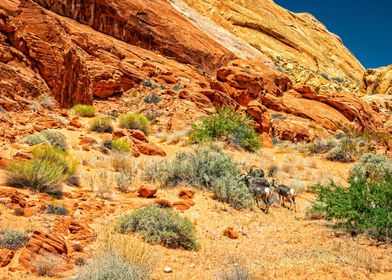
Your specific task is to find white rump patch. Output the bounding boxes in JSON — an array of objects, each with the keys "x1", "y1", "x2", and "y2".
[
  {"x1": 290, "y1": 188, "x2": 295, "y2": 195},
  {"x1": 265, "y1": 187, "x2": 270, "y2": 194}
]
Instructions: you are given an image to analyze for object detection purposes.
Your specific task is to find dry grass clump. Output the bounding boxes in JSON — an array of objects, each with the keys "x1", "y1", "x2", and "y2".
[
  {"x1": 89, "y1": 170, "x2": 113, "y2": 199},
  {"x1": 32, "y1": 253, "x2": 65, "y2": 277},
  {"x1": 111, "y1": 152, "x2": 134, "y2": 172},
  {"x1": 72, "y1": 104, "x2": 96, "y2": 117},
  {"x1": 89, "y1": 117, "x2": 113, "y2": 133},
  {"x1": 0, "y1": 229, "x2": 29, "y2": 249}
]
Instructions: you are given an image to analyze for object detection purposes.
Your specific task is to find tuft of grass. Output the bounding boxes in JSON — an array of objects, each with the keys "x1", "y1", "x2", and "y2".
[
  {"x1": 117, "y1": 205, "x2": 198, "y2": 250},
  {"x1": 111, "y1": 152, "x2": 134, "y2": 172},
  {"x1": 72, "y1": 104, "x2": 95, "y2": 117},
  {"x1": 218, "y1": 264, "x2": 251, "y2": 280},
  {"x1": 89, "y1": 117, "x2": 113, "y2": 133},
  {"x1": 119, "y1": 113, "x2": 149, "y2": 135},
  {"x1": 143, "y1": 93, "x2": 162, "y2": 104},
  {"x1": 32, "y1": 253, "x2": 65, "y2": 277},
  {"x1": 0, "y1": 229, "x2": 29, "y2": 249},
  {"x1": 115, "y1": 171, "x2": 133, "y2": 193},
  {"x1": 189, "y1": 108, "x2": 260, "y2": 152},
  {"x1": 46, "y1": 203, "x2": 68, "y2": 216},
  {"x1": 112, "y1": 138, "x2": 131, "y2": 153},
  {"x1": 145, "y1": 145, "x2": 253, "y2": 209},
  {"x1": 40, "y1": 129, "x2": 68, "y2": 150},
  {"x1": 7, "y1": 145, "x2": 77, "y2": 196}
]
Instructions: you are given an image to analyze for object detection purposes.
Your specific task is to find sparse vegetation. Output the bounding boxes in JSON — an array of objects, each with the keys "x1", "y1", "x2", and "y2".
[
  {"x1": 115, "y1": 171, "x2": 133, "y2": 193},
  {"x1": 218, "y1": 264, "x2": 251, "y2": 280},
  {"x1": 6, "y1": 145, "x2": 76, "y2": 196},
  {"x1": 89, "y1": 117, "x2": 113, "y2": 133},
  {"x1": 23, "y1": 133, "x2": 48, "y2": 146},
  {"x1": 40, "y1": 129, "x2": 68, "y2": 150},
  {"x1": 311, "y1": 155, "x2": 392, "y2": 241},
  {"x1": 0, "y1": 229, "x2": 29, "y2": 249},
  {"x1": 326, "y1": 145, "x2": 353, "y2": 162},
  {"x1": 112, "y1": 138, "x2": 131, "y2": 153},
  {"x1": 117, "y1": 205, "x2": 198, "y2": 250},
  {"x1": 32, "y1": 253, "x2": 65, "y2": 277},
  {"x1": 349, "y1": 153, "x2": 392, "y2": 183},
  {"x1": 73, "y1": 253, "x2": 148, "y2": 280},
  {"x1": 46, "y1": 203, "x2": 68, "y2": 216},
  {"x1": 72, "y1": 104, "x2": 96, "y2": 117},
  {"x1": 145, "y1": 145, "x2": 253, "y2": 209},
  {"x1": 111, "y1": 152, "x2": 134, "y2": 172},
  {"x1": 143, "y1": 92, "x2": 162, "y2": 104},
  {"x1": 307, "y1": 139, "x2": 336, "y2": 154},
  {"x1": 89, "y1": 170, "x2": 113, "y2": 199},
  {"x1": 189, "y1": 108, "x2": 260, "y2": 152},
  {"x1": 119, "y1": 113, "x2": 149, "y2": 135}
]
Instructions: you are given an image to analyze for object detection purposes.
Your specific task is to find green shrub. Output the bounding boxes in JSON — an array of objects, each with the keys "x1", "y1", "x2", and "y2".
[
  {"x1": 307, "y1": 140, "x2": 336, "y2": 154},
  {"x1": 72, "y1": 104, "x2": 95, "y2": 117},
  {"x1": 46, "y1": 203, "x2": 68, "y2": 216},
  {"x1": 40, "y1": 129, "x2": 68, "y2": 150},
  {"x1": 73, "y1": 253, "x2": 148, "y2": 280},
  {"x1": 115, "y1": 171, "x2": 133, "y2": 193},
  {"x1": 349, "y1": 153, "x2": 392, "y2": 183},
  {"x1": 119, "y1": 113, "x2": 149, "y2": 135},
  {"x1": 145, "y1": 145, "x2": 253, "y2": 209},
  {"x1": 0, "y1": 229, "x2": 29, "y2": 249},
  {"x1": 143, "y1": 93, "x2": 162, "y2": 104},
  {"x1": 117, "y1": 205, "x2": 198, "y2": 250},
  {"x1": 7, "y1": 146, "x2": 76, "y2": 196},
  {"x1": 90, "y1": 117, "x2": 113, "y2": 133},
  {"x1": 112, "y1": 138, "x2": 131, "y2": 153},
  {"x1": 311, "y1": 173, "x2": 392, "y2": 241},
  {"x1": 23, "y1": 133, "x2": 48, "y2": 146},
  {"x1": 189, "y1": 109, "x2": 260, "y2": 152}
]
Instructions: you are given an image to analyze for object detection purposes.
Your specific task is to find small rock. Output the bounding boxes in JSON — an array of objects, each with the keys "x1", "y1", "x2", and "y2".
[
  {"x1": 138, "y1": 184, "x2": 157, "y2": 198},
  {"x1": 136, "y1": 143, "x2": 166, "y2": 156},
  {"x1": 154, "y1": 199, "x2": 173, "y2": 208},
  {"x1": 190, "y1": 263, "x2": 195, "y2": 268},
  {"x1": 69, "y1": 117, "x2": 82, "y2": 128},
  {"x1": 82, "y1": 145, "x2": 91, "y2": 151},
  {"x1": 223, "y1": 227, "x2": 239, "y2": 239},
  {"x1": 164, "y1": 267, "x2": 173, "y2": 273},
  {"x1": 129, "y1": 130, "x2": 148, "y2": 142},
  {"x1": 179, "y1": 188, "x2": 195, "y2": 199},
  {"x1": 113, "y1": 129, "x2": 127, "y2": 138}
]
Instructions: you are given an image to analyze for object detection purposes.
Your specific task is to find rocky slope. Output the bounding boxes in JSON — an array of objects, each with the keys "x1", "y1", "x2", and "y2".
[
  {"x1": 0, "y1": 0, "x2": 386, "y2": 143},
  {"x1": 361, "y1": 64, "x2": 392, "y2": 95},
  {"x1": 178, "y1": 0, "x2": 365, "y2": 93}
]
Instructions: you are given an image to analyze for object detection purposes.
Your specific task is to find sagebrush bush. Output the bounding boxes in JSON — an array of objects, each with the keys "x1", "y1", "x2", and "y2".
[
  {"x1": 117, "y1": 205, "x2": 198, "y2": 250},
  {"x1": 326, "y1": 145, "x2": 353, "y2": 162},
  {"x1": 40, "y1": 129, "x2": 68, "y2": 150},
  {"x1": 46, "y1": 203, "x2": 68, "y2": 216},
  {"x1": 0, "y1": 229, "x2": 29, "y2": 249},
  {"x1": 7, "y1": 146, "x2": 76, "y2": 196},
  {"x1": 145, "y1": 145, "x2": 253, "y2": 209},
  {"x1": 112, "y1": 138, "x2": 131, "y2": 153},
  {"x1": 119, "y1": 113, "x2": 149, "y2": 135},
  {"x1": 115, "y1": 171, "x2": 133, "y2": 193},
  {"x1": 189, "y1": 108, "x2": 260, "y2": 151},
  {"x1": 307, "y1": 140, "x2": 336, "y2": 154},
  {"x1": 32, "y1": 253, "x2": 65, "y2": 277},
  {"x1": 89, "y1": 117, "x2": 113, "y2": 133},
  {"x1": 349, "y1": 153, "x2": 392, "y2": 183},
  {"x1": 311, "y1": 173, "x2": 392, "y2": 241},
  {"x1": 72, "y1": 104, "x2": 95, "y2": 117},
  {"x1": 218, "y1": 264, "x2": 251, "y2": 280},
  {"x1": 143, "y1": 93, "x2": 162, "y2": 104},
  {"x1": 23, "y1": 133, "x2": 48, "y2": 146},
  {"x1": 73, "y1": 253, "x2": 148, "y2": 280}
]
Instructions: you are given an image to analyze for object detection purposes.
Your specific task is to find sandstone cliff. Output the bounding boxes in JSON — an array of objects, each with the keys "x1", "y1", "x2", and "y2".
[
  {"x1": 178, "y1": 0, "x2": 365, "y2": 93},
  {"x1": 360, "y1": 64, "x2": 392, "y2": 95}
]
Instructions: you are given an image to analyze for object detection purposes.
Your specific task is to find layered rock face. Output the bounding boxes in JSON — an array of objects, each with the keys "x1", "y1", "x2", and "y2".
[
  {"x1": 179, "y1": 0, "x2": 365, "y2": 93},
  {"x1": 360, "y1": 65, "x2": 392, "y2": 95},
  {"x1": 0, "y1": 0, "x2": 386, "y2": 142}
]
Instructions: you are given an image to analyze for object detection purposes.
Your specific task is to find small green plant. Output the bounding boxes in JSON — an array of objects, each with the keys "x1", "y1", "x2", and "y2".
[
  {"x1": 119, "y1": 113, "x2": 149, "y2": 135},
  {"x1": 23, "y1": 133, "x2": 48, "y2": 146},
  {"x1": 143, "y1": 93, "x2": 162, "y2": 104},
  {"x1": 142, "y1": 80, "x2": 153, "y2": 87},
  {"x1": 72, "y1": 104, "x2": 95, "y2": 117},
  {"x1": 0, "y1": 229, "x2": 29, "y2": 249},
  {"x1": 90, "y1": 117, "x2": 113, "y2": 133},
  {"x1": 189, "y1": 109, "x2": 260, "y2": 152},
  {"x1": 172, "y1": 85, "x2": 182, "y2": 91},
  {"x1": 112, "y1": 138, "x2": 131, "y2": 153},
  {"x1": 40, "y1": 129, "x2": 68, "y2": 150},
  {"x1": 73, "y1": 253, "x2": 148, "y2": 280},
  {"x1": 46, "y1": 203, "x2": 68, "y2": 216},
  {"x1": 145, "y1": 145, "x2": 253, "y2": 209},
  {"x1": 117, "y1": 205, "x2": 198, "y2": 250}
]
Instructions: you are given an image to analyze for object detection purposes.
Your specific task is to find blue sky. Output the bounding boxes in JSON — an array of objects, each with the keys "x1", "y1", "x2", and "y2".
[{"x1": 275, "y1": 0, "x2": 391, "y2": 69}]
